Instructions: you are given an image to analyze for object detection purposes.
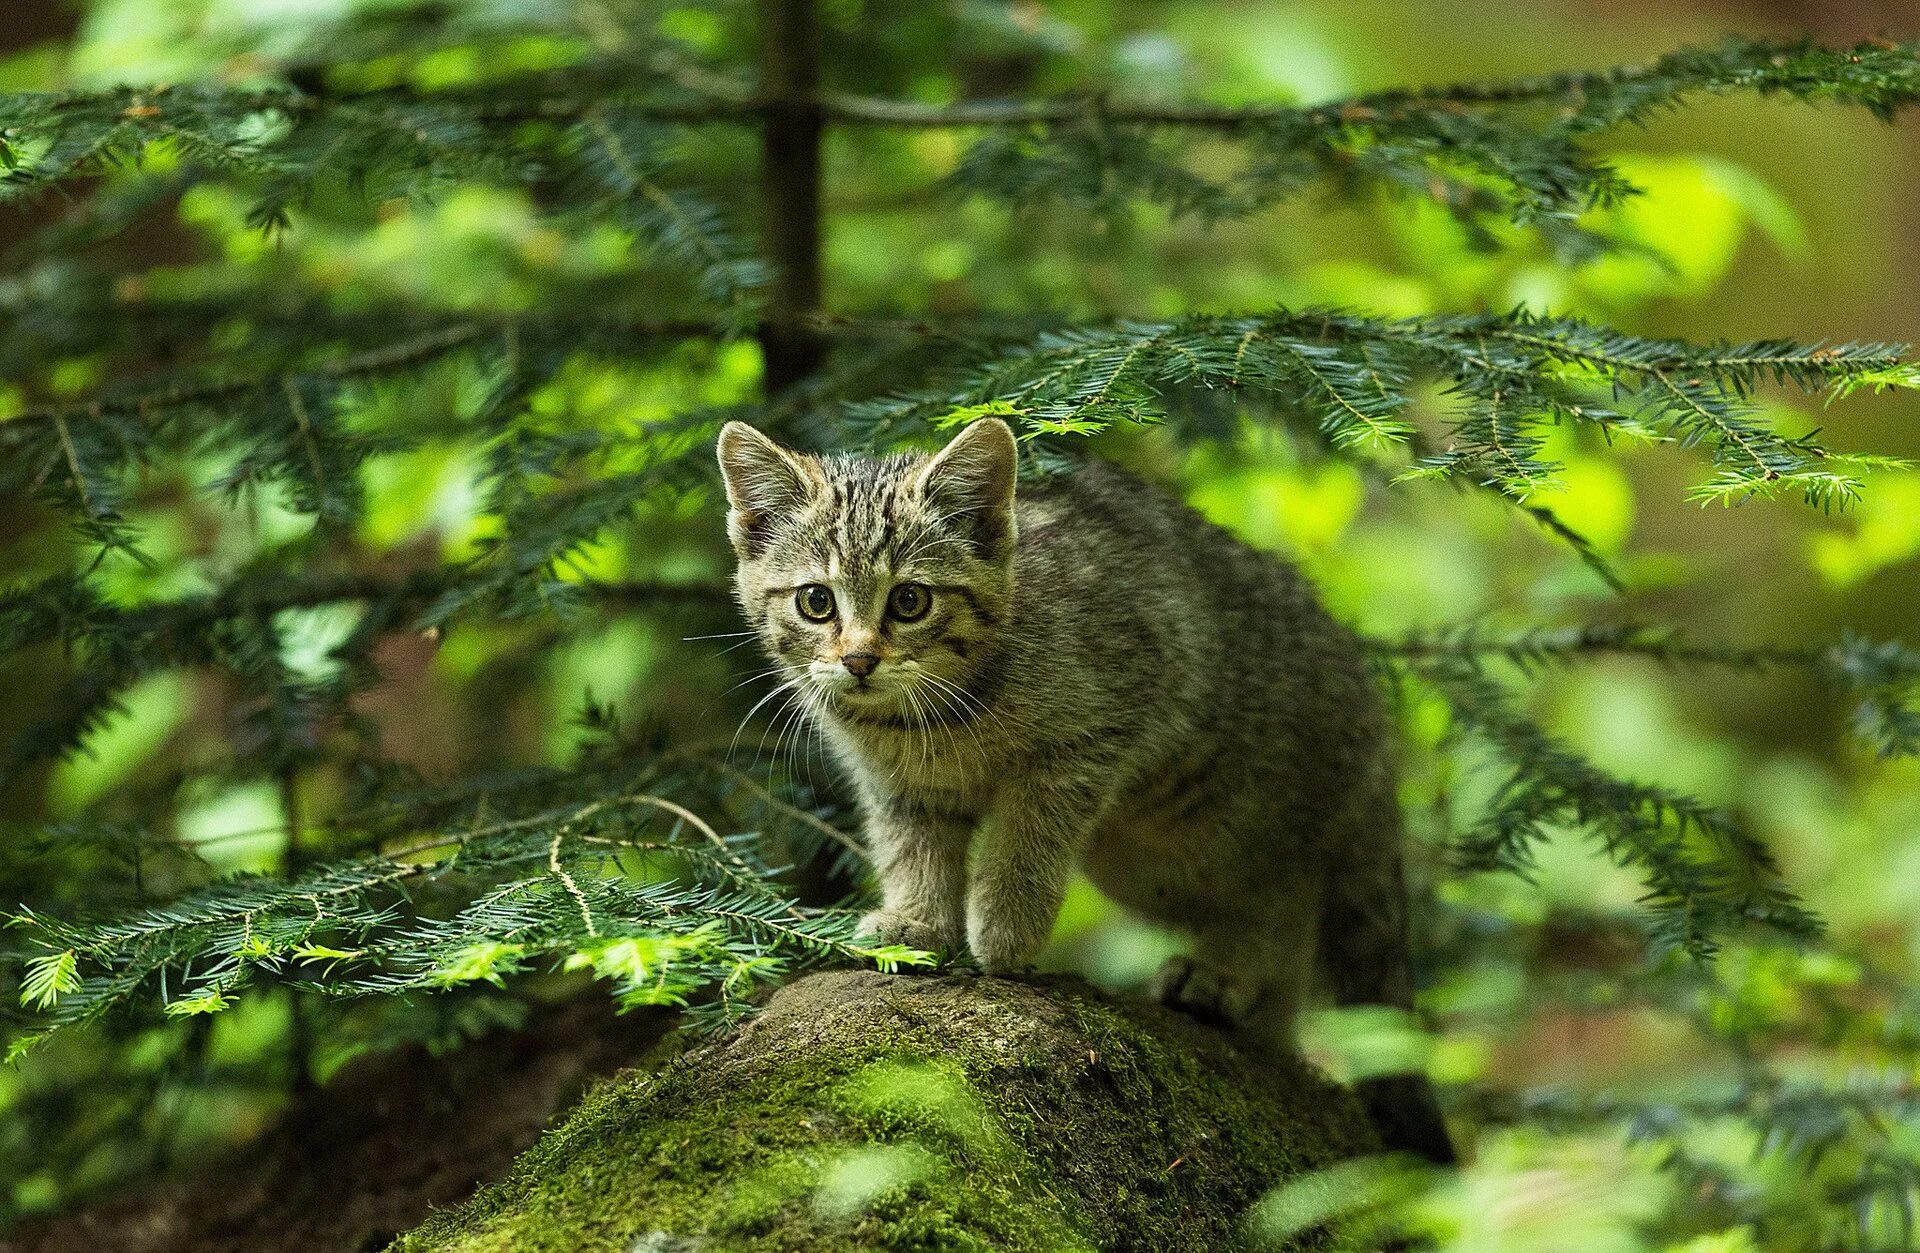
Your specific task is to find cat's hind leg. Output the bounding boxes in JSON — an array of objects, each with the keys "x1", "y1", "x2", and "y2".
[
  {"x1": 1151, "y1": 896, "x2": 1318, "y2": 1044},
  {"x1": 1148, "y1": 950, "x2": 1261, "y2": 1028}
]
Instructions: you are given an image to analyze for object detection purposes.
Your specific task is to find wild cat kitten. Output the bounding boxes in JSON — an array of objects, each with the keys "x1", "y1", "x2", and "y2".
[{"x1": 717, "y1": 417, "x2": 1452, "y2": 1162}]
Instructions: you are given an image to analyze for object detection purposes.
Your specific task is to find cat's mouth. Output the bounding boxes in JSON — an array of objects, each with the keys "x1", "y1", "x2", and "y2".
[
  {"x1": 808, "y1": 675, "x2": 922, "y2": 721},
  {"x1": 803, "y1": 660, "x2": 949, "y2": 718},
  {"x1": 818, "y1": 679, "x2": 892, "y2": 705}
]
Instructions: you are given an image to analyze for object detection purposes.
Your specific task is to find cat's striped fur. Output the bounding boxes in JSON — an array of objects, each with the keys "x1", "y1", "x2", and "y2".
[{"x1": 717, "y1": 417, "x2": 1453, "y2": 1161}]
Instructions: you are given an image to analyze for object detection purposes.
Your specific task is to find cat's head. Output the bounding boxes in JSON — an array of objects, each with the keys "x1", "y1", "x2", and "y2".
[{"x1": 716, "y1": 419, "x2": 1017, "y2": 720}]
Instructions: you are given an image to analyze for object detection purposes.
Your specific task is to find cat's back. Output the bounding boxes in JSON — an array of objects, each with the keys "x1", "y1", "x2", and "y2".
[
  {"x1": 1005, "y1": 454, "x2": 1380, "y2": 763},
  {"x1": 1012, "y1": 455, "x2": 1318, "y2": 629}
]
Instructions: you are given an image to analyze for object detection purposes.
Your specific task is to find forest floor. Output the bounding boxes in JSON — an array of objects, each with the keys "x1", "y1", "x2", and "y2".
[{"x1": 2, "y1": 999, "x2": 673, "y2": 1253}]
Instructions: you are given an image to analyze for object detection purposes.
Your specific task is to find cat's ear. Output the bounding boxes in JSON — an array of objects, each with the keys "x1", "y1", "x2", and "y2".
[
  {"x1": 914, "y1": 418, "x2": 1018, "y2": 557},
  {"x1": 717, "y1": 422, "x2": 818, "y2": 556}
]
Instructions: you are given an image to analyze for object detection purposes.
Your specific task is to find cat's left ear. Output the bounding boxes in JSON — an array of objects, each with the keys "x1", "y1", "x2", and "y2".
[
  {"x1": 717, "y1": 422, "x2": 819, "y2": 557},
  {"x1": 914, "y1": 418, "x2": 1018, "y2": 558}
]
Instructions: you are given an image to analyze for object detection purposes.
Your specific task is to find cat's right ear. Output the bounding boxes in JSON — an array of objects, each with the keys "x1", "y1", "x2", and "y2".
[
  {"x1": 914, "y1": 417, "x2": 1018, "y2": 559},
  {"x1": 717, "y1": 422, "x2": 817, "y2": 557}
]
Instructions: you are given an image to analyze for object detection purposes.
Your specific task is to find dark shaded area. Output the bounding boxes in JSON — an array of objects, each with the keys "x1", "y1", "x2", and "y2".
[{"x1": 3, "y1": 1000, "x2": 674, "y2": 1253}]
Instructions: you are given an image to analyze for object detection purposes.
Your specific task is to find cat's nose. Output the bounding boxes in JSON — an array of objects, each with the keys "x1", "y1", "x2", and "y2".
[{"x1": 842, "y1": 653, "x2": 879, "y2": 679}]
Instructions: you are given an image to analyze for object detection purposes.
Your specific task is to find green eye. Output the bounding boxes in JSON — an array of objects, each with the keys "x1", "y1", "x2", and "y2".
[
  {"x1": 888, "y1": 583, "x2": 931, "y2": 621},
  {"x1": 796, "y1": 584, "x2": 836, "y2": 622}
]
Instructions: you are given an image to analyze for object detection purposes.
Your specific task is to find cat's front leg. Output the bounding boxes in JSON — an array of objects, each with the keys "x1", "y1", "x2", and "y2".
[
  {"x1": 967, "y1": 778, "x2": 1100, "y2": 973},
  {"x1": 858, "y1": 796, "x2": 973, "y2": 957}
]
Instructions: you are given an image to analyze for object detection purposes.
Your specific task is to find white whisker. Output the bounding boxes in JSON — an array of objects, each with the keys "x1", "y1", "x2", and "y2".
[
  {"x1": 900, "y1": 681, "x2": 933, "y2": 775},
  {"x1": 918, "y1": 668, "x2": 1000, "y2": 747},
  {"x1": 783, "y1": 687, "x2": 822, "y2": 793},
  {"x1": 764, "y1": 686, "x2": 808, "y2": 772},
  {"x1": 729, "y1": 677, "x2": 801, "y2": 759},
  {"x1": 724, "y1": 664, "x2": 792, "y2": 697},
  {"x1": 914, "y1": 674, "x2": 976, "y2": 759}
]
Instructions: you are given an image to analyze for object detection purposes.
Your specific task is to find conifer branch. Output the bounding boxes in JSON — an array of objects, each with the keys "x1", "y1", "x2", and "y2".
[
  {"x1": 4, "y1": 322, "x2": 486, "y2": 428},
  {"x1": 833, "y1": 308, "x2": 1914, "y2": 507},
  {"x1": 1396, "y1": 652, "x2": 1823, "y2": 955},
  {"x1": 5, "y1": 39, "x2": 1915, "y2": 237},
  {"x1": 1511, "y1": 498, "x2": 1628, "y2": 593},
  {"x1": 1476, "y1": 1074, "x2": 1920, "y2": 1240},
  {"x1": 1375, "y1": 624, "x2": 1920, "y2": 757},
  {"x1": 0, "y1": 570, "x2": 731, "y2": 786},
  {"x1": 3, "y1": 780, "x2": 924, "y2": 1059},
  {"x1": 11, "y1": 38, "x2": 1915, "y2": 133}
]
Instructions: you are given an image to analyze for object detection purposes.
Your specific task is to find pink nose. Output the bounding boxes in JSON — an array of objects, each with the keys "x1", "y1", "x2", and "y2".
[{"x1": 842, "y1": 653, "x2": 879, "y2": 678}]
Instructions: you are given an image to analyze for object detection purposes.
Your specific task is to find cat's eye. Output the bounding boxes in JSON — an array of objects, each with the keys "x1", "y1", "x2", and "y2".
[
  {"x1": 887, "y1": 583, "x2": 931, "y2": 622},
  {"x1": 795, "y1": 584, "x2": 836, "y2": 622}
]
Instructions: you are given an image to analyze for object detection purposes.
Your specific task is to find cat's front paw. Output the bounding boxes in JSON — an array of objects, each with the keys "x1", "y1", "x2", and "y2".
[
  {"x1": 966, "y1": 918, "x2": 1046, "y2": 975},
  {"x1": 857, "y1": 909, "x2": 952, "y2": 958}
]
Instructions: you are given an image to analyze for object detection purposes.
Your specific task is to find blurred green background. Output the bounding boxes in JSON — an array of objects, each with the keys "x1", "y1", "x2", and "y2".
[{"x1": 2, "y1": 0, "x2": 1919, "y2": 1248}]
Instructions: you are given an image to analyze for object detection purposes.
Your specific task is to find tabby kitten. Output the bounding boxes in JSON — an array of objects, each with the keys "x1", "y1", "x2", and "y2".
[{"x1": 717, "y1": 417, "x2": 1452, "y2": 1162}]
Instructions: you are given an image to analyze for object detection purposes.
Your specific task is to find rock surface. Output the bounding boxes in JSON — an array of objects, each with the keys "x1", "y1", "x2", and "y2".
[{"x1": 394, "y1": 971, "x2": 1377, "y2": 1253}]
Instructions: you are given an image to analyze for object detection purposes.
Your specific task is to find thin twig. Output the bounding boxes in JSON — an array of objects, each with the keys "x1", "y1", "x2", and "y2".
[{"x1": 697, "y1": 757, "x2": 867, "y2": 858}]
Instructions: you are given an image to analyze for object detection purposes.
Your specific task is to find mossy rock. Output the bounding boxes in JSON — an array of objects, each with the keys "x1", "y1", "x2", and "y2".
[{"x1": 393, "y1": 971, "x2": 1377, "y2": 1252}]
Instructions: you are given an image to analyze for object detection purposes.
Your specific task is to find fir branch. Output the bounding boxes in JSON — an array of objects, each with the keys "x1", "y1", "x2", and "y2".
[
  {"x1": 6, "y1": 39, "x2": 1914, "y2": 236},
  {"x1": 3, "y1": 781, "x2": 918, "y2": 1057},
  {"x1": 3, "y1": 322, "x2": 490, "y2": 429},
  {"x1": 933, "y1": 38, "x2": 1920, "y2": 225},
  {"x1": 1376, "y1": 621, "x2": 1820, "y2": 673},
  {"x1": 821, "y1": 38, "x2": 1920, "y2": 127},
  {"x1": 0, "y1": 315, "x2": 738, "y2": 555},
  {"x1": 1, "y1": 568, "x2": 730, "y2": 661},
  {"x1": 1398, "y1": 653, "x2": 1823, "y2": 955},
  {"x1": 0, "y1": 85, "x2": 766, "y2": 311},
  {"x1": 1477, "y1": 1072, "x2": 1920, "y2": 1242},
  {"x1": 0, "y1": 310, "x2": 952, "y2": 440},
  {"x1": 577, "y1": 108, "x2": 767, "y2": 314},
  {"x1": 829, "y1": 308, "x2": 1912, "y2": 508},
  {"x1": 14, "y1": 37, "x2": 1915, "y2": 134},
  {"x1": 1376, "y1": 623, "x2": 1920, "y2": 757},
  {"x1": 0, "y1": 569, "x2": 731, "y2": 788},
  {"x1": 1510, "y1": 498, "x2": 1627, "y2": 592}
]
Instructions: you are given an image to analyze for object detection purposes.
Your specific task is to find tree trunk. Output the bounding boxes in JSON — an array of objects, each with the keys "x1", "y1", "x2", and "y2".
[
  {"x1": 391, "y1": 972, "x2": 1377, "y2": 1253},
  {"x1": 755, "y1": 0, "x2": 826, "y2": 394}
]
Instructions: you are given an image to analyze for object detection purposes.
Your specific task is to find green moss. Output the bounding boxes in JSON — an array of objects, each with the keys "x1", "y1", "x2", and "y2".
[{"x1": 392, "y1": 973, "x2": 1376, "y2": 1253}]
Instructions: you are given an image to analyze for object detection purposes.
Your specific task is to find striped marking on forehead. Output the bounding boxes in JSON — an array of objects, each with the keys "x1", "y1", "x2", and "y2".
[{"x1": 818, "y1": 453, "x2": 921, "y2": 573}]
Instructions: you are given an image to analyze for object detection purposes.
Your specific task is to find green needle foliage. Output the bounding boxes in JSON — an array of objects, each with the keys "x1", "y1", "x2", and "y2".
[
  {"x1": 940, "y1": 38, "x2": 1920, "y2": 233},
  {"x1": 1, "y1": 7, "x2": 1918, "y2": 1244}
]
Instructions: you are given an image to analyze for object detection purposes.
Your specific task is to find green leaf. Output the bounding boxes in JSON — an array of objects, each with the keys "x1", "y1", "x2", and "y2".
[
  {"x1": 163, "y1": 989, "x2": 235, "y2": 1017},
  {"x1": 857, "y1": 944, "x2": 939, "y2": 973},
  {"x1": 19, "y1": 949, "x2": 79, "y2": 1011},
  {"x1": 290, "y1": 943, "x2": 366, "y2": 962},
  {"x1": 561, "y1": 928, "x2": 720, "y2": 1009},
  {"x1": 932, "y1": 400, "x2": 1026, "y2": 430},
  {"x1": 429, "y1": 940, "x2": 528, "y2": 989}
]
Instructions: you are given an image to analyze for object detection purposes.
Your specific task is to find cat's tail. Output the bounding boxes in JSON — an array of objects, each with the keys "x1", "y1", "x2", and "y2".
[
  {"x1": 1351, "y1": 1074, "x2": 1455, "y2": 1166},
  {"x1": 1319, "y1": 846, "x2": 1457, "y2": 1165}
]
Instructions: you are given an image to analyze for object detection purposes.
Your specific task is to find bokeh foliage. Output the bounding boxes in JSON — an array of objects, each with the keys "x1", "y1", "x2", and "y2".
[{"x1": 2, "y1": 2, "x2": 1920, "y2": 1249}]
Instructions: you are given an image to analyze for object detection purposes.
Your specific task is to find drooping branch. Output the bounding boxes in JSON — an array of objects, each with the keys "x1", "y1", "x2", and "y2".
[
  {"x1": 830, "y1": 309, "x2": 1915, "y2": 506},
  {"x1": 1397, "y1": 652, "x2": 1822, "y2": 956},
  {"x1": 3, "y1": 764, "x2": 911, "y2": 1060},
  {"x1": 5, "y1": 39, "x2": 1916, "y2": 237},
  {"x1": 1376, "y1": 623, "x2": 1920, "y2": 758}
]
